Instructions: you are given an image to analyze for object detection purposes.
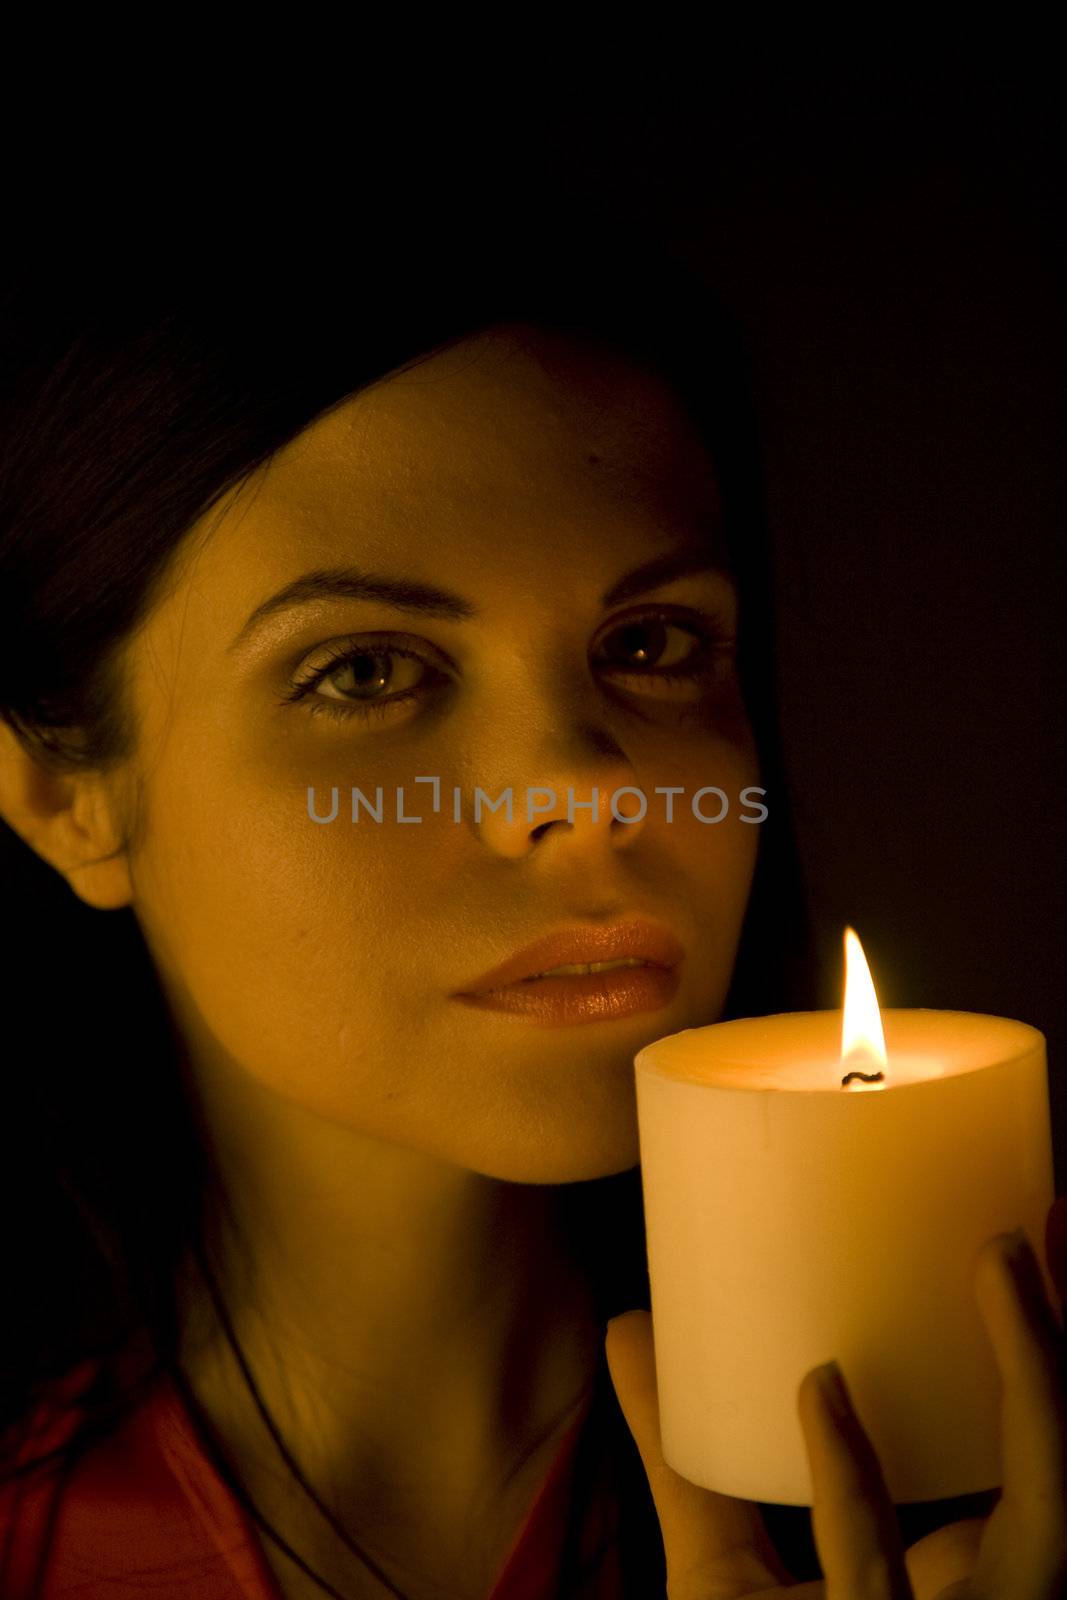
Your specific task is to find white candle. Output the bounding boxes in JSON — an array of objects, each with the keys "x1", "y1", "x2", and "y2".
[{"x1": 632, "y1": 932, "x2": 1056, "y2": 1505}]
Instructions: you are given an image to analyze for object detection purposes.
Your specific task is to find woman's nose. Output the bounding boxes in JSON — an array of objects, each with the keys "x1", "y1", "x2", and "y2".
[{"x1": 470, "y1": 724, "x2": 649, "y2": 860}]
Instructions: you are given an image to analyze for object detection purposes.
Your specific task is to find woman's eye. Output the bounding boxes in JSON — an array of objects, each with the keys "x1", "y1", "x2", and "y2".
[
  {"x1": 282, "y1": 640, "x2": 444, "y2": 724},
  {"x1": 594, "y1": 611, "x2": 735, "y2": 695}
]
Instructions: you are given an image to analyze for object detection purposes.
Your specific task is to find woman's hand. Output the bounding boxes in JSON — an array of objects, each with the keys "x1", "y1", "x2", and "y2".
[{"x1": 605, "y1": 1195, "x2": 1067, "y2": 1598}]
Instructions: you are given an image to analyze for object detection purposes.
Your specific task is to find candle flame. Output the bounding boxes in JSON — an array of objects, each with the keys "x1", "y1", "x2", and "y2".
[{"x1": 840, "y1": 927, "x2": 887, "y2": 1089}]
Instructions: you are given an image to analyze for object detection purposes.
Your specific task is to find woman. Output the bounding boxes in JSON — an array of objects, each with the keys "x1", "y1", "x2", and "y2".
[{"x1": 0, "y1": 225, "x2": 1063, "y2": 1599}]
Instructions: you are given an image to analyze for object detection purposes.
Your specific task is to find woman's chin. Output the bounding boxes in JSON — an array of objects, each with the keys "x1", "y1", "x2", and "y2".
[{"x1": 464, "y1": 1125, "x2": 643, "y2": 1186}]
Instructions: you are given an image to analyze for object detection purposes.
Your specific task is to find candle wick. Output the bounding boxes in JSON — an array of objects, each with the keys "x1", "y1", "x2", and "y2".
[{"x1": 841, "y1": 1069, "x2": 885, "y2": 1087}]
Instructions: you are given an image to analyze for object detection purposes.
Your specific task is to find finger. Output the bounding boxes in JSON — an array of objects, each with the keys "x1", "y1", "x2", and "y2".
[
  {"x1": 604, "y1": 1310, "x2": 793, "y2": 1598},
  {"x1": 972, "y1": 1230, "x2": 1067, "y2": 1572},
  {"x1": 797, "y1": 1361, "x2": 913, "y2": 1600}
]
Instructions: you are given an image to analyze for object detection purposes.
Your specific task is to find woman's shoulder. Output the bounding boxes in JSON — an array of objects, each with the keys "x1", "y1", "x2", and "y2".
[
  {"x1": 0, "y1": 1353, "x2": 108, "y2": 1595},
  {"x1": 0, "y1": 1337, "x2": 283, "y2": 1599}
]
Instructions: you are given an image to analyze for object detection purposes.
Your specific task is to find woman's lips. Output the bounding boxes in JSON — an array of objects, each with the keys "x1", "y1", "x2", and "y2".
[
  {"x1": 451, "y1": 960, "x2": 683, "y2": 1026},
  {"x1": 452, "y1": 917, "x2": 685, "y2": 994},
  {"x1": 450, "y1": 917, "x2": 685, "y2": 1026}
]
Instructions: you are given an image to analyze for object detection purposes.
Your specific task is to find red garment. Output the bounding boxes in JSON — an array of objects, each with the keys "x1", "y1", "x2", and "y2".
[{"x1": 1, "y1": 1351, "x2": 623, "y2": 1598}]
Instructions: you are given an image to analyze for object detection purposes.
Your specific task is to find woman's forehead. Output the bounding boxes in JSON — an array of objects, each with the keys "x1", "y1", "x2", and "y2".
[
  {"x1": 254, "y1": 322, "x2": 722, "y2": 530},
  {"x1": 151, "y1": 319, "x2": 730, "y2": 645}
]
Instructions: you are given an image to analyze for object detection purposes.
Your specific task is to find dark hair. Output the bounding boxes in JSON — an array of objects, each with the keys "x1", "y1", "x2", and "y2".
[{"x1": 0, "y1": 219, "x2": 816, "y2": 1595}]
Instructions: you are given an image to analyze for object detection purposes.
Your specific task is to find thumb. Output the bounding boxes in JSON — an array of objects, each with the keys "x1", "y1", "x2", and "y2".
[{"x1": 604, "y1": 1309, "x2": 793, "y2": 1597}]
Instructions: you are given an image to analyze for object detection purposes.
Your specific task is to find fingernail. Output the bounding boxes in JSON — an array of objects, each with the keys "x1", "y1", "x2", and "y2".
[{"x1": 816, "y1": 1360, "x2": 852, "y2": 1419}]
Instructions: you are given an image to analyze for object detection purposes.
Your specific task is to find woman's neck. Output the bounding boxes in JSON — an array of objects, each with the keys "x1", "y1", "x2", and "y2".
[{"x1": 171, "y1": 1103, "x2": 604, "y2": 1597}]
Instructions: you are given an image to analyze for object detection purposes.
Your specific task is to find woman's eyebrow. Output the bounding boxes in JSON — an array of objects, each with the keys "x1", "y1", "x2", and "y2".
[{"x1": 228, "y1": 547, "x2": 730, "y2": 655}]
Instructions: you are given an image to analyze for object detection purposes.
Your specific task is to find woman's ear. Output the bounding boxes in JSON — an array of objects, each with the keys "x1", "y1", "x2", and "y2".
[{"x1": 0, "y1": 718, "x2": 134, "y2": 910}]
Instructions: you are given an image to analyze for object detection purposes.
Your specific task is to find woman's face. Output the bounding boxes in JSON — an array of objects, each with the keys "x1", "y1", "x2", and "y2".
[{"x1": 113, "y1": 322, "x2": 760, "y2": 1183}]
